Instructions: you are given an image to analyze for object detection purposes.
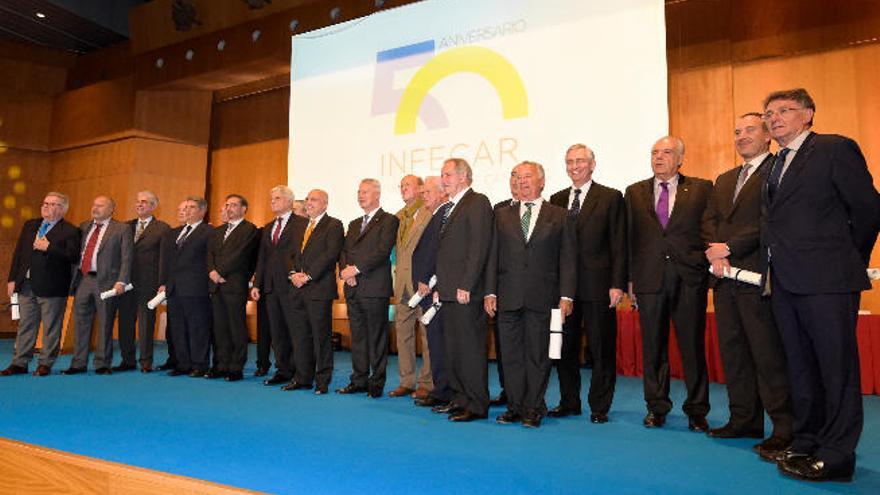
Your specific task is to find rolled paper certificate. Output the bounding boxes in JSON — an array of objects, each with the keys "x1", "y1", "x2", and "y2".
[
  {"x1": 10, "y1": 293, "x2": 19, "y2": 321},
  {"x1": 147, "y1": 290, "x2": 167, "y2": 310},
  {"x1": 407, "y1": 275, "x2": 438, "y2": 308},
  {"x1": 708, "y1": 265, "x2": 762, "y2": 286},
  {"x1": 100, "y1": 283, "x2": 134, "y2": 300},
  {"x1": 420, "y1": 301, "x2": 442, "y2": 325},
  {"x1": 549, "y1": 308, "x2": 563, "y2": 359},
  {"x1": 868, "y1": 268, "x2": 880, "y2": 281}
]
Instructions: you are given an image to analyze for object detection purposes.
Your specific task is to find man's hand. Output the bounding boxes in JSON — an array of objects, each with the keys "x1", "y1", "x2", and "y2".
[
  {"x1": 417, "y1": 282, "x2": 431, "y2": 297},
  {"x1": 711, "y1": 258, "x2": 731, "y2": 279},
  {"x1": 345, "y1": 277, "x2": 358, "y2": 287},
  {"x1": 157, "y1": 285, "x2": 166, "y2": 294},
  {"x1": 456, "y1": 289, "x2": 470, "y2": 305},
  {"x1": 113, "y1": 282, "x2": 126, "y2": 295},
  {"x1": 484, "y1": 295, "x2": 497, "y2": 317},
  {"x1": 209, "y1": 270, "x2": 226, "y2": 284},
  {"x1": 340, "y1": 265, "x2": 358, "y2": 280},
  {"x1": 33, "y1": 237, "x2": 49, "y2": 252},
  {"x1": 250, "y1": 287, "x2": 260, "y2": 301},
  {"x1": 559, "y1": 298, "x2": 573, "y2": 318},
  {"x1": 705, "y1": 242, "x2": 730, "y2": 261},
  {"x1": 609, "y1": 288, "x2": 624, "y2": 308},
  {"x1": 290, "y1": 272, "x2": 309, "y2": 288},
  {"x1": 7, "y1": 281, "x2": 15, "y2": 298}
]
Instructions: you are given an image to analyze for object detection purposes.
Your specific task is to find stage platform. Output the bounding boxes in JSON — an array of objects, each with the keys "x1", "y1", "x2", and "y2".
[{"x1": 0, "y1": 339, "x2": 878, "y2": 494}]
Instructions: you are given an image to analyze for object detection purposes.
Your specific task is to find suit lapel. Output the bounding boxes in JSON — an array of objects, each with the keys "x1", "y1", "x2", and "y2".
[
  {"x1": 666, "y1": 175, "x2": 691, "y2": 228},
  {"x1": 357, "y1": 209, "x2": 384, "y2": 241},
  {"x1": 772, "y1": 133, "x2": 815, "y2": 209},
  {"x1": 640, "y1": 179, "x2": 661, "y2": 230},
  {"x1": 302, "y1": 215, "x2": 327, "y2": 254},
  {"x1": 577, "y1": 185, "x2": 600, "y2": 222},
  {"x1": 443, "y1": 189, "x2": 472, "y2": 238},
  {"x1": 729, "y1": 153, "x2": 773, "y2": 216},
  {"x1": 526, "y1": 202, "x2": 550, "y2": 246}
]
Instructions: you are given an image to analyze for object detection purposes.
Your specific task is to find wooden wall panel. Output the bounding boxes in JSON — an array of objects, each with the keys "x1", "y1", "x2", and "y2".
[
  {"x1": 209, "y1": 139, "x2": 287, "y2": 226},
  {"x1": 50, "y1": 78, "x2": 135, "y2": 151},
  {"x1": 134, "y1": 89, "x2": 214, "y2": 146},
  {"x1": 212, "y1": 87, "x2": 289, "y2": 150},
  {"x1": 0, "y1": 92, "x2": 54, "y2": 152}
]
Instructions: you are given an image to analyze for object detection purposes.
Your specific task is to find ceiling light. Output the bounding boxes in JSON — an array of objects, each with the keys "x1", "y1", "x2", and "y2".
[{"x1": 35, "y1": 12, "x2": 46, "y2": 19}]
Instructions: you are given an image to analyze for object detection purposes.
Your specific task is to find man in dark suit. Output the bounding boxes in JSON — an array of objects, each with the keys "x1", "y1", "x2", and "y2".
[
  {"x1": 411, "y1": 177, "x2": 452, "y2": 408},
  {"x1": 625, "y1": 136, "x2": 713, "y2": 431},
  {"x1": 434, "y1": 158, "x2": 493, "y2": 422},
  {"x1": 64, "y1": 196, "x2": 133, "y2": 375},
  {"x1": 286, "y1": 189, "x2": 344, "y2": 394},
  {"x1": 336, "y1": 179, "x2": 398, "y2": 398},
  {"x1": 548, "y1": 144, "x2": 627, "y2": 424},
  {"x1": 759, "y1": 88, "x2": 880, "y2": 482},
  {"x1": 159, "y1": 196, "x2": 214, "y2": 377},
  {"x1": 207, "y1": 194, "x2": 258, "y2": 381},
  {"x1": 251, "y1": 185, "x2": 308, "y2": 386},
  {"x1": 702, "y1": 113, "x2": 793, "y2": 455},
  {"x1": 116, "y1": 191, "x2": 170, "y2": 373},
  {"x1": 2, "y1": 192, "x2": 80, "y2": 377},
  {"x1": 485, "y1": 161, "x2": 576, "y2": 428},
  {"x1": 155, "y1": 200, "x2": 189, "y2": 371}
]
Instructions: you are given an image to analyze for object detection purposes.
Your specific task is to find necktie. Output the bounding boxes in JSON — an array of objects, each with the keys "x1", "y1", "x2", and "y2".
[
  {"x1": 570, "y1": 188, "x2": 582, "y2": 217},
  {"x1": 301, "y1": 219, "x2": 315, "y2": 252},
  {"x1": 656, "y1": 182, "x2": 670, "y2": 228},
  {"x1": 37, "y1": 221, "x2": 49, "y2": 238},
  {"x1": 177, "y1": 225, "x2": 192, "y2": 248},
  {"x1": 767, "y1": 148, "x2": 790, "y2": 201},
  {"x1": 134, "y1": 220, "x2": 146, "y2": 243},
  {"x1": 521, "y1": 202, "x2": 534, "y2": 240},
  {"x1": 439, "y1": 202, "x2": 453, "y2": 232},
  {"x1": 223, "y1": 222, "x2": 235, "y2": 242},
  {"x1": 359, "y1": 214, "x2": 370, "y2": 235},
  {"x1": 272, "y1": 218, "x2": 282, "y2": 245},
  {"x1": 81, "y1": 222, "x2": 104, "y2": 274},
  {"x1": 732, "y1": 163, "x2": 752, "y2": 203}
]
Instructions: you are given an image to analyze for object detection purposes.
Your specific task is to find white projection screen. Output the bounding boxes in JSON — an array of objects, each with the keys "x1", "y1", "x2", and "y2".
[{"x1": 289, "y1": 0, "x2": 668, "y2": 223}]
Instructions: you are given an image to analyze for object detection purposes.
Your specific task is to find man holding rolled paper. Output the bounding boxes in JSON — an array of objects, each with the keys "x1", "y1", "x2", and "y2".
[
  {"x1": 759, "y1": 88, "x2": 880, "y2": 482},
  {"x1": 3, "y1": 192, "x2": 80, "y2": 377},
  {"x1": 484, "y1": 161, "x2": 576, "y2": 428},
  {"x1": 702, "y1": 113, "x2": 793, "y2": 455},
  {"x1": 625, "y1": 136, "x2": 713, "y2": 431},
  {"x1": 64, "y1": 196, "x2": 133, "y2": 375}
]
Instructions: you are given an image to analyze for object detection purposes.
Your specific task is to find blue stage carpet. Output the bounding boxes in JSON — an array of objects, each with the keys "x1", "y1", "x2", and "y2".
[{"x1": 0, "y1": 339, "x2": 877, "y2": 494}]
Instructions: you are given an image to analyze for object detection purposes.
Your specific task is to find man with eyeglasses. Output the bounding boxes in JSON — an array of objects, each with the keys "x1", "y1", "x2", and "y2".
[
  {"x1": 759, "y1": 88, "x2": 880, "y2": 482},
  {"x1": 3, "y1": 193, "x2": 80, "y2": 377}
]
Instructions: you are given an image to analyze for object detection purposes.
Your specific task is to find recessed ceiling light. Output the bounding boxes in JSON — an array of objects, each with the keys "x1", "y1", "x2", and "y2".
[{"x1": 35, "y1": 12, "x2": 46, "y2": 19}]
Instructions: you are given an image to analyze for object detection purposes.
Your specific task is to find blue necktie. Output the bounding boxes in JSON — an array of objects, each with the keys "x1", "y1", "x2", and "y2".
[
  {"x1": 767, "y1": 148, "x2": 790, "y2": 201},
  {"x1": 37, "y1": 221, "x2": 49, "y2": 238}
]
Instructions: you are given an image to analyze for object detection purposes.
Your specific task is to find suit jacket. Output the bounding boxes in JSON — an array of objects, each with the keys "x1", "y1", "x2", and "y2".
[
  {"x1": 412, "y1": 208, "x2": 444, "y2": 310},
  {"x1": 8, "y1": 218, "x2": 80, "y2": 297},
  {"x1": 485, "y1": 201, "x2": 576, "y2": 311},
  {"x1": 290, "y1": 214, "x2": 345, "y2": 300},
  {"x1": 339, "y1": 209, "x2": 398, "y2": 299},
  {"x1": 160, "y1": 222, "x2": 214, "y2": 297},
  {"x1": 760, "y1": 132, "x2": 880, "y2": 293},
  {"x1": 550, "y1": 182, "x2": 627, "y2": 301},
  {"x1": 625, "y1": 174, "x2": 713, "y2": 293},
  {"x1": 73, "y1": 218, "x2": 133, "y2": 291},
  {"x1": 127, "y1": 217, "x2": 170, "y2": 293},
  {"x1": 207, "y1": 220, "x2": 259, "y2": 294},
  {"x1": 394, "y1": 205, "x2": 432, "y2": 301},
  {"x1": 701, "y1": 153, "x2": 773, "y2": 275},
  {"x1": 253, "y1": 214, "x2": 308, "y2": 295},
  {"x1": 436, "y1": 188, "x2": 493, "y2": 301}
]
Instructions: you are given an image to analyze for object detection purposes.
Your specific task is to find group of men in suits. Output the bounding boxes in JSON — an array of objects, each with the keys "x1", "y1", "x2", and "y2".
[{"x1": 2, "y1": 87, "x2": 877, "y2": 481}]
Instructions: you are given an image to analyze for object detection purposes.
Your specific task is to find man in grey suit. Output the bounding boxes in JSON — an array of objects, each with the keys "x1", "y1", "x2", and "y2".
[{"x1": 64, "y1": 196, "x2": 133, "y2": 375}]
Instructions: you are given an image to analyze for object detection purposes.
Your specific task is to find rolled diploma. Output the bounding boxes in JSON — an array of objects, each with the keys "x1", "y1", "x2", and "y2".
[
  {"x1": 549, "y1": 308, "x2": 563, "y2": 359},
  {"x1": 100, "y1": 283, "x2": 134, "y2": 300},
  {"x1": 147, "y1": 290, "x2": 166, "y2": 310},
  {"x1": 407, "y1": 275, "x2": 438, "y2": 308},
  {"x1": 420, "y1": 301, "x2": 442, "y2": 325},
  {"x1": 708, "y1": 265, "x2": 762, "y2": 286},
  {"x1": 10, "y1": 293, "x2": 19, "y2": 321}
]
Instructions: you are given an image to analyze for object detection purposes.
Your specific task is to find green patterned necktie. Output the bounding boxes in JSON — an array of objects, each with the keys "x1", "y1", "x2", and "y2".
[{"x1": 521, "y1": 202, "x2": 533, "y2": 239}]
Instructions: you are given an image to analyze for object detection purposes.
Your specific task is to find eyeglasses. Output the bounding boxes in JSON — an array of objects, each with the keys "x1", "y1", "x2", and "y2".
[
  {"x1": 565, "y1": 158, "x2": 592, "y2": 166},
  {"x1": 762, "y1": 107, "x2": 803, "y2": 120},
  {"x1": 42, "y1": 201, "x2": 64, "y2": 207}
]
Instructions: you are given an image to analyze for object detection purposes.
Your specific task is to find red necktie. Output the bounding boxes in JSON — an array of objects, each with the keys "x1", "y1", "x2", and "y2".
[
  {"x1": 81, "y1": 222, "x2": 104, "y2": 275},
  {"x1": 272, "y1": 218, "x2": 282, "y2": 245}
]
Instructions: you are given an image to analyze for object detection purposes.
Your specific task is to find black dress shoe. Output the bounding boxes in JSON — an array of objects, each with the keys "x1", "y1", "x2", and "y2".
[
  {"x1": 778, "y1": 455, "x2": 853, "y2": 482},
  {"x1": 168, "y1": 369, "x2": 190, "y2": 376},
  {"x1": 157, "y1": 362, "x2": 177, "y2": 371},
  {"x1": 1, "y1": 364, "x2": 28, "y2": 376},
  {"x1": 431, "y1": 402, "x2": 461, "y2": 414},
  {"x1": 140, "y1": 365, "x2": 153, "y2": 373},
  {"x1": 281, "y1": 381, "x2": 312, "y2": 391},
  {"x1": 368, "y1": 387, "x2": 383, "y2": 398},
  {"x1": 489, "y1": 391, "x2": 508, "y2": 407},
  {"x1": 263, "y1": 373, "x2": 290, "y2": 386},
  {"x1": 522, "y1": 413, "x2": 542, "y2": 428},
  {"x1": 707, "y1": 423, "x2": 763, "y2": 439},
  {"x1": 335, "y1": 383, "x2": 368, "y2": 394},
  {"x1": 62, "y1": 367, "x2": 87, "y2": 375},
  {"x1": 32, "y1": 365, "x2": 51, "y2": 377},
  {"x1": 225, "y1": 371, "x2": 244, "y2": 382},
  {"x1": 496, "y1": 410, "x2": 522, "y2": 424},
  {"x1": 111, "y1": 363, "x2": 136, "y2": 372},
  {"x1": 315, "y1": 384, "x2": 328, "y2": 395},
  {"x1": 643, "y1": 411, "x2": 666, "y2": 428},
  {"x1": 590, "y1": 412, "x2": 609, "y2": 424},
  {"x1": 188, "y1": 369, "x2": 206, "y2": 378},
  {"x1": 449, "y1": 410, "x2": 487, "y2": 422},
  {"x1": 753, "y1": 436, "x2": 791, "y2": 456},
  {"x1": 204, "y1": 369, "x2": 227, "y2": 379},
  {"x1": 547, "y1": 405, "x2": 582, "y2": 418},
  {"x1": 254, "y1": 367, "x2": 269, "y2": 377},
  {"x1": 688, "y1": 415, "x2": 709, "y2": 433},
  {"x1": 95, "y1": 367, "x2": 112, "y2": 375},
  {"x1": 758, "y1": 444, "x2": 801, "y2": 463},
  {"x1": 414, "y1": 396, "x2": 447, "y2": 407}
]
